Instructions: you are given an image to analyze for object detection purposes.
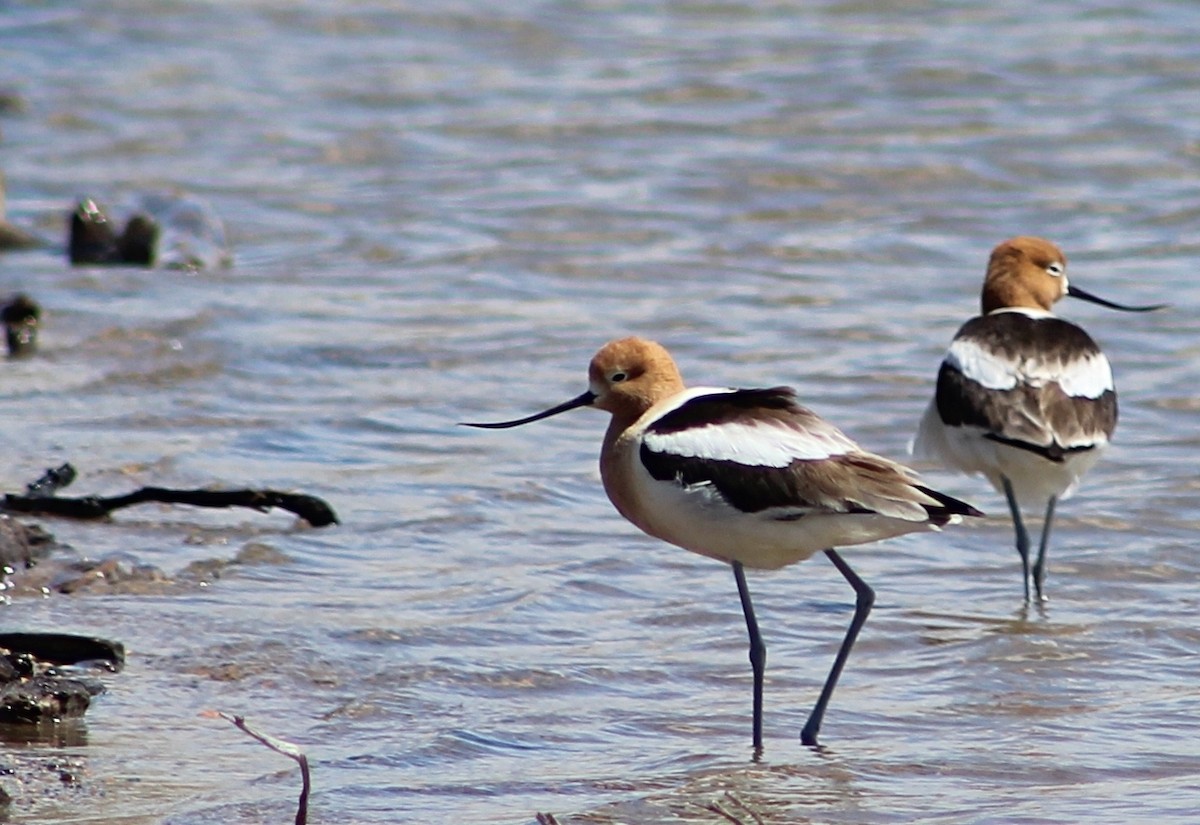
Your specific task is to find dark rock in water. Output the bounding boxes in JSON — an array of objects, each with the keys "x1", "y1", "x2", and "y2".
[
  {"x1": 0, "y1": 667, "x2": 101, "y2": 723},
  {"x1": 0, "y1": 634, "x2": 124, "y2": 669},
  {"x1": 67, "y1": 192, "x2": 230, "y2": 269},
  {"x1": 116, "y1": 213, "x2": 157, "y2": 265},
  {"x1": 0, "y1": 633, "x2": 123, "y2": 724},
  {"x1": 0, "y1": 515, "x2": 54, "y2": 570},
  {"x1": 67, "y1": 198, "x2": 116, "y2": 262},
  {"x1": 0, "y1": 515, "x2": 287, "y2": 597},
  {"x1": 21, "y1": 463, "x2": 75, "y2": 498},
  {"x1": 2, "y1": 293, "x2": 40, "y2": 358},
  {"x1": 0, "y1": 504, "x2": 294, "y2": 598},
  {"x1": 68, "y1": 197, "x2": 155, "y2": 265},
  {"x1": 50, "y1": 553, "x2": 171, "y2": 595}
]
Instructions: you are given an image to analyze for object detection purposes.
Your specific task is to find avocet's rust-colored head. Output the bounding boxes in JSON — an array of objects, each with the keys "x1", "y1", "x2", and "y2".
[
  {"x1": 461, "y1": 336, "x2": 685, "y2": 430},
  {"x1": 586, "y1": 337, "x2": 684, "y2": 418},
  {"x1": 981, "y1": 236, "x2": 1068, "y2": 314},
  {"x1": 980, "y1": 236, "x2": 1166, "y2": 316}
]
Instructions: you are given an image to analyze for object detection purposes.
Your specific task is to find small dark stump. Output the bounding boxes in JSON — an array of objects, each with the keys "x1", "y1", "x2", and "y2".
[
  {"x1": 67, "y1": 193, "x2": 230, "y2": 268},
  {"x1": 68, "y1": 197, "x2": 157, "y2": 265},
  {"x1": 2, "y1": 293, "x2": 40, "y2": 357}
]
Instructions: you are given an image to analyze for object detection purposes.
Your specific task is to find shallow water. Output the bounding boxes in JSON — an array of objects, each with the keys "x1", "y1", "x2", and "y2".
[{"x1": 2, "y1": 1, "x2": 1200, "y2": 822}]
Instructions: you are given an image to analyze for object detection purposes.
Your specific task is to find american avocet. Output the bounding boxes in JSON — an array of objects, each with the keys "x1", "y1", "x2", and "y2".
[
  {"x1": 465, "y1": 337, "x2": 980, "y2": 750},
  {"x1": 913, "y1": 236, "x2": 1165, "y2": 602}
]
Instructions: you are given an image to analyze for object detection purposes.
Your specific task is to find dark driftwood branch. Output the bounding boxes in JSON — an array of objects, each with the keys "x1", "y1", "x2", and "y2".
[
  {"x1": 3, "y1": 464, "x2": 338, "y2": 527},
  {"x1": 3, "y1": 488, "x2": 339, "y2": 526}
]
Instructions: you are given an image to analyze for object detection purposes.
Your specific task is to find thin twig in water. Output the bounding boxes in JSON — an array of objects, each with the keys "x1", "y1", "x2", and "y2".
[
  {"x1": 705, "y1": 801, "x2": 745, "y2": 825},
  {"x1": 204, "y1": 711, "x2": 310, "y2": 825},
  {"x1": 704, "y1": 792, "x2": 765, "y2": 825}
]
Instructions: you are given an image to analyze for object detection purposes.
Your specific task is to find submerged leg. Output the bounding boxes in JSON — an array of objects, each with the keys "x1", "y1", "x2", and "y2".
[
  {"x1": 732, "y1": 561, "x2": 765, "y2": 753},
  {"x1": 800, "y1": 549, "x2": 875, "y2": 748},
  {"x1": 1031, "y1": 496, "x2": 1058, "y2": 602},
  {"x1": 1001, "y1": 477, "x2": 1033, "y2": 602}
]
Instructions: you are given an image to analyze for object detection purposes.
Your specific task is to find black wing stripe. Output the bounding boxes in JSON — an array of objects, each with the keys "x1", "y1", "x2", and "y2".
[
  {"x1": 639, "y1": 446, "x2": 827, "y2": 514},
  {"x1": 645, "y1": 387, "x2": 801, "y2": 436}
]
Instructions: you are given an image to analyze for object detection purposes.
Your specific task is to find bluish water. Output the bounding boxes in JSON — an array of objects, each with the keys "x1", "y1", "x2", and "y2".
[{"x1": 1, "y1": 1, "x2": 1199, "y2": 822}]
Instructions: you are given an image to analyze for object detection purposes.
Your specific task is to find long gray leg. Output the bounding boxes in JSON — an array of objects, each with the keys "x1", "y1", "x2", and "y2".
[
  {"x1": 800, "y1": 549, "x2": 874, "y2": 748},
  {"x1": 1032, "y1": 496, "x2": 1058, "y2": 602},
  {"x1": 732, "y1": 561, "x2": 765, "y2": 753},
  {"x1": 1002, "y1": 477, "x2": 1033, "y2": 602}
]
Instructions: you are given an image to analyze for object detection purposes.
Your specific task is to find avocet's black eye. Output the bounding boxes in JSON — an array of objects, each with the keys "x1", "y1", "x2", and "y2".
[
  {"x1": 609, "y1": 371, "x2": 628, "y2": 383},
  {"x1": 1046, "y1": 261, "x2": 1065, "y2": 277}
]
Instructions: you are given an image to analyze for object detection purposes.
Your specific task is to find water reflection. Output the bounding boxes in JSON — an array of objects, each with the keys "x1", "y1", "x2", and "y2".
[{"x1": 0, "y1": 719, "x2": 88, "y2": 748}]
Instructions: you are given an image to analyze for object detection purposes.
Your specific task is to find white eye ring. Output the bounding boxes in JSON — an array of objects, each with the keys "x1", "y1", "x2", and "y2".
[
  {"x1": 1046, "y1": 262, "x2": 1065, "y2": 277},
  {"x1": 610, "y1": 371, "x2": 628, "y2": 383}
]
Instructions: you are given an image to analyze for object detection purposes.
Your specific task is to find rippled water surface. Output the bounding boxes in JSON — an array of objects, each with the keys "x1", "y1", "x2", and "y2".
[{"x1": 2, "y1": 1, "x2": 1200, "y2": 822}]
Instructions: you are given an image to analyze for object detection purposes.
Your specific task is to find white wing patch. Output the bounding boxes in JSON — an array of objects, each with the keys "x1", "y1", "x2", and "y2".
[
  {"x1": 640, "y1": 387, "x2": 858, "y2": 468},
  {"x1": 946, "y1": 338, "x2": 1019, "y2": 391},
  {"x1": 947, "y1": 336, "x2": 1113, "y2": 400},
  {"x1": 644, "y1": 419, "x2": 849, "y2": 467},
  {"x1": 1053, "y1": 352, "x2": 1113, "y2": 399}
]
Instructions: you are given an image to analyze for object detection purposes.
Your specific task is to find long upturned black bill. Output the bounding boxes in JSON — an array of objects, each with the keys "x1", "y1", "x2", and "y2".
[
  {"x1": 1067, "y1": 284, "x2": 1167, "y2": 312},
  {"x1": 461, "y1": 390, "x2": 597, "y2": 429}
]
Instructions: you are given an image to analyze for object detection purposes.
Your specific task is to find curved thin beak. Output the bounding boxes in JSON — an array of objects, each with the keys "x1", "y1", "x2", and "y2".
[
  {"x1": 1067, "y1": 284, "x2": 1168, "y2": 313},
  {"x1": 461, "y1": 390, "x2": 597, "y2": 429}
]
